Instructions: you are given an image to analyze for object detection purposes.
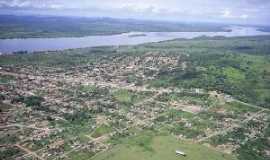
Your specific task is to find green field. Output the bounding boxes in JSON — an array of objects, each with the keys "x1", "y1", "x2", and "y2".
[{"x1": 92, "y1": 133, "x2": 237, "y2": 160}]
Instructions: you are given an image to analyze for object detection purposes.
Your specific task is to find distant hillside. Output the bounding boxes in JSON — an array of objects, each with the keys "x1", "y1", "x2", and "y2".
[
  {"x1": 0, "y1": 15, "x2": 228, "y2": 39},
  {"x1": 258, "y1": 26, "x2": 270, "y2": 32}
]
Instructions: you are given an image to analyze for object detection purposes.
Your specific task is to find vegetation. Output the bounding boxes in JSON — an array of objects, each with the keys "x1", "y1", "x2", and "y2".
[
  {"x1": 0, "y1": 47, "x2": 116, "y2": 67},
  {"x1": 92, "y1": 132, "x2": 237, "y2": 160},
  {"x1": 209, "y1": 122, "x2": 270, "y2": 160},
  {"x1": 91, "y1": 124, "x2": 113, "y2": 138},
  {"x1": 0, "y1": 75, "x2": 15, "y2": 84},
  {"x1": 169, "y1": 121, "x2": 204, "y2": 139},
  {"x1": 113, "y1": 90, "x2": 134, "y2": 104},
  {"x1": 0, "y1": 147, "x2": 21, "y2": 160},
  {"x1": 144, "y1": 36, "x2": 270, "y2": 108},
  {"x1": 63, "y1": 108, "x2": 92, "y2": 124},
  {"x1": 223, "y1": 102, "x2": 259, "y2": 114},
  {"x1": 68, "y1": 149, "x2": 95, "y2": 160},
  {"x1": 112, "y1": 89, "x2": 149, "y2": 106},
  {"x1": 0, "y1": 15, "x2": 228, "y2": 39},
  {"x1": 11, "y1": 95, "x2": 45, "y2": 107}
]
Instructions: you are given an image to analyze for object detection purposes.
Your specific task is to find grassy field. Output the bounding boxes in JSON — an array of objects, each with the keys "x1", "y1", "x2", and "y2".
[
  {"x1": 92, "y1": 133, "x2": 237, "y2": 160},
  {"x1": 91, "y1": 125, "x2": 113, "y2": 138}
]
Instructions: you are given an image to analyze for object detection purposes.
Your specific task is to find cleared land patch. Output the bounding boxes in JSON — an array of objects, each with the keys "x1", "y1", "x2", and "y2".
[{"x1": 92, "y1": 134, "x2": 237, "y2": 160}]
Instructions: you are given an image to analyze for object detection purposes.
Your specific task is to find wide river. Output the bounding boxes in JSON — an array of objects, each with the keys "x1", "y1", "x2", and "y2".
[{"x1": 0, "y1": 26, "x2": 270, "y2": 54}]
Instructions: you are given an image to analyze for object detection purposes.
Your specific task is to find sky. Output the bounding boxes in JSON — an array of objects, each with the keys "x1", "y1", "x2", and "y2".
[{"x1": 0, "y1": 0, "x2": 270, "y2": 25}]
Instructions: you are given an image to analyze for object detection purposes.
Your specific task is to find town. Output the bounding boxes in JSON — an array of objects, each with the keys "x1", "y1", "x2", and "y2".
[{"x1": 1, "y1": 36, "x2": 270, "y2": 159}]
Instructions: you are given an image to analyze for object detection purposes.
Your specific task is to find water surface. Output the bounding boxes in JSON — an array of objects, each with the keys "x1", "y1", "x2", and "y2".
[{"x1": 0, "y1": 26, "x2": 269, "y2": 54}]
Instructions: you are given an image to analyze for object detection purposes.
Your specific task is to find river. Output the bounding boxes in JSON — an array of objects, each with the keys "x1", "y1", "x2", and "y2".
[{"x1": 0, "y1": 26, "x2": 269, "y2": 54}]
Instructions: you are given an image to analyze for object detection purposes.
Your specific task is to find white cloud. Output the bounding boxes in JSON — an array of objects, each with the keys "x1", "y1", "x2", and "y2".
[
  {"x1": 221, "y1": 9, "x2": 249, "y2": 20},
  {"x1": 222, "y1": 9, "x2": 232, "y2": 18},
  {"x1": 48, "y1": 4, "x2": 63, "y2": 9},
  {"x1": 240, "y1": 14, "x2": 249, "y2": 19},
  {"x1": 0, "y1": 0, "x2": 269, "y2": 25}
]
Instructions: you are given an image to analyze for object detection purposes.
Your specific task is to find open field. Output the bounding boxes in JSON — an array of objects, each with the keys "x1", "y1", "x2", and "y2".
[
  {"x1": 1, "y1": 36, "x2": 270, "y2": 160},
  {"x1": 92, "y1": 133, "x2": 237, "y2": 160}
]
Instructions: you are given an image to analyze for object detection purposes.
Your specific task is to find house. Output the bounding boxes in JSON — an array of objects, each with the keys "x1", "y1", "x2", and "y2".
[{"x1": 176, "y1": 150, "x2": 186, "y2": 156}]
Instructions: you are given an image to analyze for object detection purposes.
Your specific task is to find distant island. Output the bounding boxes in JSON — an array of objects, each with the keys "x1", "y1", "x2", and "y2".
[{"x1": 128, "y1": 33, "x2": 147, "y2": 37}]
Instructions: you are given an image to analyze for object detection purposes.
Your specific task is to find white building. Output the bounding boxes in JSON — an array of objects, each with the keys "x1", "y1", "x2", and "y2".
[{"x1": 176, "y1": 150, "x2": 186, "y2": 156}]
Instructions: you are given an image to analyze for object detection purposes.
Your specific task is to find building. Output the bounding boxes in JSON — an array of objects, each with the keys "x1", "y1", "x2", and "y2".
[{"x1": 176, "y1": 150, "x2": 186, "y2": 156}]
